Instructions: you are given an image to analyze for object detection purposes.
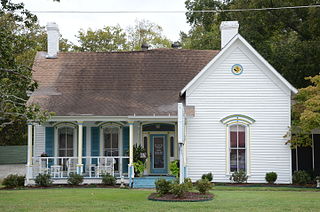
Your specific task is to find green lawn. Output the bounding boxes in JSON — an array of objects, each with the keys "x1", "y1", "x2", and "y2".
[{"x1": 0, "y1": 187, "x2": 319, "y2": 212}]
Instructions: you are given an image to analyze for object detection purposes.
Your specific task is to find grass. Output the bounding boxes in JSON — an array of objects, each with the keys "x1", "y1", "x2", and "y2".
[{"x1": 0, "y1": 187, "x2": 319, "y2": 212}]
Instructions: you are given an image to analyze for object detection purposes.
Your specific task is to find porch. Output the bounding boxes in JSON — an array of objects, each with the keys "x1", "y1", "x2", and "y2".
[{"x1": 25, "y1": 110, "x2": 187, "y2": 186}]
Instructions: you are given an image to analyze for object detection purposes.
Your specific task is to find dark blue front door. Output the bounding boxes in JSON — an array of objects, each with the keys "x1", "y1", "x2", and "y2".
[{"x1": 150, "y1": 134, "x2": 167, "y2": 174}]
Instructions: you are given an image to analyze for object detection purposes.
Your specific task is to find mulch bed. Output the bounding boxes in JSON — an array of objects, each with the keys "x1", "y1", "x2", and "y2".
[{"x1": 148, "y1": 192, "x2": 214, "y2": 202}]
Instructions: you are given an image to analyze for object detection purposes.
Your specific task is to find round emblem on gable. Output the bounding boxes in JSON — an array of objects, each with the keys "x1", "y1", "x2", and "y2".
[{"x1": 231, "y1": 64, "x2": 243, "y2": 75}]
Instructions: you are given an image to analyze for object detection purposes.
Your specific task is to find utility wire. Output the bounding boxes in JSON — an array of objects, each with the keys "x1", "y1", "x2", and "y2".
[{"x1": 30, "y1": 4, "x2": 320, "y2": 14}]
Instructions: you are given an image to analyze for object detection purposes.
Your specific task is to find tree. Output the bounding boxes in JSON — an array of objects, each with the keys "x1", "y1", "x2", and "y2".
[
  {"x1": 182, "y1": 0, "x2": 320, "y2": 88},
  {"x1": 0, "y1": 0, "x2": 53, "y2": 145},
  {"x1": 73, "y1": 25, "x2": 127, "y2": 52},
  {"x1": 288, "y1": 75, "x2": 320, "y2": 147},
  {"x1": 126, "y1": 19, "x2": 171, "y2": 50}
]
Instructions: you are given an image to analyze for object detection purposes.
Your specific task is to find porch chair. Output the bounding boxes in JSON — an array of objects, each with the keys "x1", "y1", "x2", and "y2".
[
  {"x1": 97, "y1": 157, "x2": 115, "y2": 177},
  {"x1": 67, "y1": 158, "x2": 77, "y2": 176}
]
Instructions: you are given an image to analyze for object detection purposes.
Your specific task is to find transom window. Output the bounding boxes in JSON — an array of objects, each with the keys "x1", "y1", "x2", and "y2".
[
  {"x1": 230, "y1": 125, "x2": 246, "y2": 172},
  {"x1": 58, "y1": 127, "x2": 74, "y2": 157},
  {"x1": 103, "y1": 127, "x2": 119, "y2": 156}
]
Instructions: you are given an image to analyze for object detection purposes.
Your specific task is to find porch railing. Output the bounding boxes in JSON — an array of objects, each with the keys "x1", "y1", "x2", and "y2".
[{"x1": 31, "y1": 156, "x2": 129, "y2": 179}]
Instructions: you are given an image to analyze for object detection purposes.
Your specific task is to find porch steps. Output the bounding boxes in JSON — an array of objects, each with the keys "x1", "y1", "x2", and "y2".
[{"x1": 132, "y1": 176, "x2": 176, "y2": 189}]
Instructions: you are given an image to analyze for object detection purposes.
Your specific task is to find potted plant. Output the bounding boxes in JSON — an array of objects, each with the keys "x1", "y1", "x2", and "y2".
[
  {"x1": 316, "y1": 176, "x2": 320, "y2": 188},
  {"x1": 133, "y1": 160, "x2": 145, "y2": 177}
]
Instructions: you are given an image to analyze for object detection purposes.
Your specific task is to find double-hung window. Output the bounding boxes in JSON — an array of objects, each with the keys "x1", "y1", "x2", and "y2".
[{"x1": 230, "y1": 125, "x2": 246, "y2": 172}]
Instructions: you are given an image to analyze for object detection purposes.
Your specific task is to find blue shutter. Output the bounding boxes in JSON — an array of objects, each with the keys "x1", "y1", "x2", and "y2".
[
  {"x1": 45, "y1": 127, "x2": 54, "y2": 157},
  {"x1": 82, "y1": 127, "x2": 86, "y2": 156},
  {"x1": 122, "y1": 126, "x2": 129, "y2": 173},
  {"x1": 91, "y1": 127, "x2": 100, "y2": 165}
]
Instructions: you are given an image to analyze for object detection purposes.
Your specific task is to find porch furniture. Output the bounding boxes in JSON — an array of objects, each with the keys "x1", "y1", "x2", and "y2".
[
  {"x1": 86, "y1": 164, "x2": 98, "y2": 178},
  {"x1": 97, "y1": 158, "x2": 115, "y2": 176},
  {"x1": 67, "y1": 158, "x2": 77, "y2": 176},
  {"x1": 50, "y1": 165, "x2": 63, "y2": 178}
]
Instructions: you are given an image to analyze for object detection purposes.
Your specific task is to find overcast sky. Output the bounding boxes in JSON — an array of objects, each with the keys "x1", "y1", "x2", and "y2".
[{"x1": 14, "y1": 0, "x2": 191, "y2": 44}]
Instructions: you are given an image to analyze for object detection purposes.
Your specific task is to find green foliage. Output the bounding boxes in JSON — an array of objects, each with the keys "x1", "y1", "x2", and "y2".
[
  {"x1": 73, "y1": 19, "x2": 171, "y2": 52},
  {"x1": 293, "y1": 170, "x2": 311, "y2": 185},
  {"x1": 101, "y1": 173, "x2": 116, "y2": 186},
  {"x1": 133, "y1": 144, "x2": 147, "y2": 163},
  {"x1": 133, "y1": 160, "x2": 145, "y2": 177},
  {"x1": 183, "y1": 0, "x2": 320, "y2": 89},
  {"x1": 184, "y1": 177, "x2": 193, "y2": 190},
  {"x1": 155, "y1": 178, "x2": 172, "y2": 196},
  {"x1": 265, "y1": 172, "x2": 278, "y2": 184},
  {"x1": 195, "y1": 179, "x2": 212, "y2": 194},
  {"x1": 201, "y1": 172, "x2": 213, "y2": 182},
  {"x1": 0, "y1": 0, "x2": 61, "y2": 144},
  {"x1": 67, "y1": 173, "x2": 84, "y2": 185},
  {"x1": 35, "y1": 173, "x2": 52, "y2": 187},
  {"x1": 287, "y1": 75, "x2": 320, "y2": 147},
  {"x1": 170, "y1": 182, "x2": 188, "y2": 198},
  {"x1": 2, "y1": 174, "x2": 25, "y2": 188},
  {"x1": 230, "y1": 170, "x2": 248, "y2": 183},
  {"x1": 169, "y1": 160, "x2": 180, "y2": 178},
  {"x1": 74, "y1": 25, "x2": 127, "y2": 52}
]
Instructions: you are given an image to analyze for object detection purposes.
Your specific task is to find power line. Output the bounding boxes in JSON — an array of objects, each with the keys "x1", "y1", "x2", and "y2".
[{"x1": 30, "y1": 4, "x2": 320, "y2": 14}]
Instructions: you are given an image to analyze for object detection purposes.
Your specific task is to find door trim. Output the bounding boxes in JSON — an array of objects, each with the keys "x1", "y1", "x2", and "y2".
[{"x1": 150, "y1": 134, "x2": 167, "y2": 174}]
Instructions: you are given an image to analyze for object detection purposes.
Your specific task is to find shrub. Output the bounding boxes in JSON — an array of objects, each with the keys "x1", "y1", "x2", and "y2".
[
  {"x1": 265, "y1": 172, "x2": 277, "y2": 184},
  {"x1": 293, "y1": 170, "x2": 311, "y2": 185},
  {"x1": 35, "y1": 173, "x2": 52, "y2": 187},
  {"x1": 169, "y1": 160, "x2": 179, "y2": 178},
  {"x1": 184, "y1": 177, "x2": 193, "y2": 190},
  {"x1": 2, "y1": 174, "x2": 25, "y2": 188},
  {"x1": 170, "y1": 183, "x2": 188, "y2": 198},
  {"x1": 201, "y1": 172, "x2": 213, "y2": 182},
  {"x1": 133, "y1": 160, "x2": 145, "y2": 177},
  {"x1": 155, "y1": 178, "x2": 172, "y2": 196},
  {"x1": 67, "y1": 173, "x2": 84, "y2": 185},
  {"x1": 230, "y1": 170, "x2": 248, "y2": 183},
  {"x1": 101, "y1": 173, "x2": 116, "y2": 186},
  {"x1": 195, "y1": 179, "x2": 212, "y2": 194}
]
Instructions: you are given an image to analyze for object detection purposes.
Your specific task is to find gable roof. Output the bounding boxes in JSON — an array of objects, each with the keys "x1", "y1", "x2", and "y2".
[
  {"x1": 180, "y1": 34, "x2": 298, "y2": 95},
  {"x1": 29, "y1": 49, "x2": 219, "y2": 116}
]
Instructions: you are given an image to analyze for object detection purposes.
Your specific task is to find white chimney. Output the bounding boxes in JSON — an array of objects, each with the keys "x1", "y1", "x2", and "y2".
[
  {"x1": 220, "y1": 21, "x2": 239, "y2": 49},
  {"x1": 46, "y1": 22, "x2": 59, "y2": 58}
]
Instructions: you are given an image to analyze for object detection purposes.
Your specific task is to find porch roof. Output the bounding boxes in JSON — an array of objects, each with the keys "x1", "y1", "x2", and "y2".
[{"x1": 28, "y1": 49, "x2": 219, "y2": 116}]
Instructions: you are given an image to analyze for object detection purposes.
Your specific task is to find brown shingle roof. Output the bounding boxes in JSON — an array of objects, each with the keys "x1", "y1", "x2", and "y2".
[{"x1": 29, "y1": 49, "x2": 219, "y2": 116}]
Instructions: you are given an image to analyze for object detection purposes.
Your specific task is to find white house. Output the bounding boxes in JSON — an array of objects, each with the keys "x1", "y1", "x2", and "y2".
[{"x1": 25, "y1": 21, "x2": 297, "y2": 186}]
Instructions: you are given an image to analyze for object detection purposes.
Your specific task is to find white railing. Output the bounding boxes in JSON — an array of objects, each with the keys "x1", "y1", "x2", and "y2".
[{"x1": 32, "y1": 156, "x2": 129, "y2": 179}]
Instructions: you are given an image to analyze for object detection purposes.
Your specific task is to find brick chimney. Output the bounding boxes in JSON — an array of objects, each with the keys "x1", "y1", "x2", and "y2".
[
  {"x1": 220, "y1": 21, "x2": 239, "y2": 49},
  {"x1": 46, "y1": 22, "x2": 59, "y2": 58}
]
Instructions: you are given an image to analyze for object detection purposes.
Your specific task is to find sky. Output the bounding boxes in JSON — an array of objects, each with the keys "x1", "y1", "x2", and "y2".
[{"x1": 14, "y1": 0, "x2": 191, "y2": 44}]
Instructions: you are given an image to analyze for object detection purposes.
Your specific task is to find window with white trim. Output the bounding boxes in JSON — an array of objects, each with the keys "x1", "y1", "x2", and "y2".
[
  {"x1": 103, "y1": 127, "x2": 119, "y2": 156},
  {"x1": 230, "y1": 125, "x2": 246, "y2": 172},
  {"x1": 58, "y1": 127, "x2": 74, "y2": 157}
]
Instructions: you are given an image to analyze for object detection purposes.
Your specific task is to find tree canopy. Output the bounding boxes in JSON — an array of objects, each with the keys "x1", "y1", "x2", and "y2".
[
  {"x1": 73, "y1": 19, "x2": 171, "y2": 52},
  {"x1": 182, "y1": 0, "x2": 320, "y2": 89}
]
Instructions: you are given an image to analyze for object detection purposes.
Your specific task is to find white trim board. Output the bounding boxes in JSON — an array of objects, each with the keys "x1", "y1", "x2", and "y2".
[{"x1": 180, "y1": 34, "x2": 298, "y2": 96}]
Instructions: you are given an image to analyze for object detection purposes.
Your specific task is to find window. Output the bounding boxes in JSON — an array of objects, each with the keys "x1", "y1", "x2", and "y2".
[
  {"x1": 58, "y1": 127, "x2": 74, "y2": 157},
  {"x1": 103, "y1": 127, "x2": 119, "y2": 156},
  {"x1": 230, "y1": 125, "x2": 246, "y2": 172},
  {"x1": 170, "y1": 136, "x2": 174, "y2": 157}
]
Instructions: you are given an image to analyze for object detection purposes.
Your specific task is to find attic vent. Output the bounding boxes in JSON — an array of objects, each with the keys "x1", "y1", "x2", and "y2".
[
  {"x1": 171, "y1": 41, "x2": 181, "y2": 49},
  {"x1": 141, "y1": 43, "x2": 149, "y2": 51}
]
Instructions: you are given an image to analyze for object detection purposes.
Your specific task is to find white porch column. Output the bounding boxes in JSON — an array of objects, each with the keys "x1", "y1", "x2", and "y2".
[
  {"x1": 26, "y1": 123, "x2": 33, "y2": 185},
  {"x1": 77, "y1": 121, "x2": 84, "y2": 174},
  {"x1": 128, "y1": 121, "x2": 134, "y2": 183},
  {"x1": 178, "y1": 103, "x2": 185, "y2": 184}
]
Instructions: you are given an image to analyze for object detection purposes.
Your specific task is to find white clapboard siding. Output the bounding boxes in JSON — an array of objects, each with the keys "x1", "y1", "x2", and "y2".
[
  {"x1": 186, "y1": 41, "x2": 291, "y2": 184},
  {"x1": 34, "y1": 125, "x2": 45, "y2": 157}
]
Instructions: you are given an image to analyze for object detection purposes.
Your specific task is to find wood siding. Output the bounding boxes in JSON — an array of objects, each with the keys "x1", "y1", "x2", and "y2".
[{"x1": 186, "y1": 41, "x2": 292, "y2": 183}]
